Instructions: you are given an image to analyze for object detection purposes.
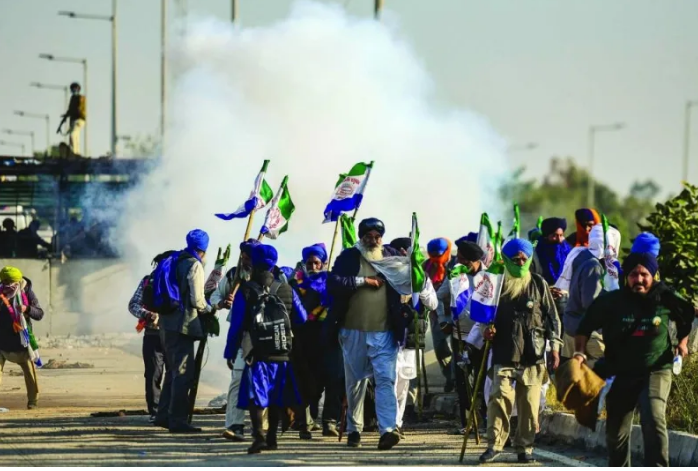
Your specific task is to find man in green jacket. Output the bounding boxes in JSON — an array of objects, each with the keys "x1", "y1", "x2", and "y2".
[{"x1": 574, "y1": 251, "x2": 695, "y2": 466}]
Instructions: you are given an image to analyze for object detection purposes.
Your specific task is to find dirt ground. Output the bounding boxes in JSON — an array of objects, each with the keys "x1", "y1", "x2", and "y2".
[{"x1": 0, "y1": 338, "x2": 606, "y2": 467}]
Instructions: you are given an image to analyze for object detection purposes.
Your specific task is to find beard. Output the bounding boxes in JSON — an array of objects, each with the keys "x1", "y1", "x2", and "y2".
[
  {"x1": 358, "y1": 242, "x2": 383, "y2": 262},
  {"x1": 501, "y1": 270, "x2": 532, "y2": 300}
]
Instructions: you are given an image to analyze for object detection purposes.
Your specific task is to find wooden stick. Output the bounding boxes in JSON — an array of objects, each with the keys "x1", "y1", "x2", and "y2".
[{"x1": 459, "y1": 339, "x2": 491, "y2": 462}]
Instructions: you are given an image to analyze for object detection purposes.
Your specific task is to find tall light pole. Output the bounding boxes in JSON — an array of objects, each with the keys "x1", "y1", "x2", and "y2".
[
  {"x1": 683, "y1": 101, "x2": 698, "y2": 184},
  {"x1": 588, "y1": 122, "x2": 625, "y2": 207},
  {"x1": 14, "y1": 111, "x2": 50, "y2": 156},
  {"x1": 374, "y1": 0, "x2": 383, "y2": 19},
  {"x1": 0, "y1": 140, "x2": 26, "y2": 156},
  {"x1": 231, "y1": 0, "x2": 238, "y2": 22},
  {"x1": 2, "y1": 130, "x2": 35, "y2": 156},
  {"x1": 39, "y1": 54, "x2": 88, "y2": 155},
  {"x1": 58, "y1": 1, "x2": 117, "y2": 157},
  {"x1": 30, "y1": 82, "x2": 69, "y2": 108},
  {"x1": 161, "y1": 0, "x2": 167, "y2": 142}
]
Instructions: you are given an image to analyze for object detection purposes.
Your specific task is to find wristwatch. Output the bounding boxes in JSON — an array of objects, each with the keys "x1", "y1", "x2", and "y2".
[{"x1": 573, "y1": 351, "x2": 588, "y2": 362}]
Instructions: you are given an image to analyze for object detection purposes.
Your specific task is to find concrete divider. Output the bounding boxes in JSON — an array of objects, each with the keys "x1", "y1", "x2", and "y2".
[{"x1": 539, "y1": 412, "x2": 698, "y2": 466}]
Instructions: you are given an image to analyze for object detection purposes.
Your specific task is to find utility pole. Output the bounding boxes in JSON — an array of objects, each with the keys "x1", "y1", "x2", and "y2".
[
  {"x1": 232, "y1": 0, "x2": 238, "y2": 23},
  {"x1": 683, "y1": 101, "x2": 698, "y2": 184},
  {"x1": 587, "y1": 122, "x2": 625, "y2": 207},
  {"x1": 374, "y1": 0, "x2": 383, "y2": 19},
  {"x1": 161, "y1": 0, "x2": 167, "y2": 142}
]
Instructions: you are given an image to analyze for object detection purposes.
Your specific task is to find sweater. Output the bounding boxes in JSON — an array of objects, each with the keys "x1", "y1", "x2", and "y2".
[
  {"x1": 577, "y1": 282, "x2": 694, "y2": 376},
  {"x1": 0, "y1": 278, "x2": 44, "y2": 352}
]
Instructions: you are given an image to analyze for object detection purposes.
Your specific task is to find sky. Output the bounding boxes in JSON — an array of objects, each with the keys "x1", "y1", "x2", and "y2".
[{"x1": 1, "y1": 0, "x2": 697, "y2": 198}]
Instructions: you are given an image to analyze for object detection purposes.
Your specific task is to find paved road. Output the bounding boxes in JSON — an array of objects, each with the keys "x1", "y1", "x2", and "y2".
[{"x1": 0, "y1": 411, "x2": 606, "y2": 467}]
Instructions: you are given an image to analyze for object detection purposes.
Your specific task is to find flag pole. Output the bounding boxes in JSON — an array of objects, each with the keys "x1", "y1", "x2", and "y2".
[
  {"x1": 327, "y1": 219, "x2": 341, "y2": 269},
  {"x1": 459, "y1": 338, "x2": 492, "y2": 462}
]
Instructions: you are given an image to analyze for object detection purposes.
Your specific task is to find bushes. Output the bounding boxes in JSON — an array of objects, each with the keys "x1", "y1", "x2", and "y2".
[{"x1": 666, "y1": 356, "x2": 698, "y2": 434}]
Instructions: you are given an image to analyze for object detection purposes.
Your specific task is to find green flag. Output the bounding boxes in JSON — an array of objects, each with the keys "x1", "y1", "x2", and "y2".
[
  {"x1": 507, "y1": 202, "x2": 520, "y2": 240},
  {"x1": 411, "y1": 212, "x2": 426, "y2": 293},
  {"x1": 340, "y1": 214, "x2": 357, "y2": 249},
  {"x1": 260, "y1": 176, "x2": 295, "y2": 239}
]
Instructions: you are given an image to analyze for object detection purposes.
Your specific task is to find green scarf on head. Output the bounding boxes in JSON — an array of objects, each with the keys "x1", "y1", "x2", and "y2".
[
  {"x1": 0, "y1": 266, "x2": 23, "y2": 285},
  {"x1": 503, "y1": 255, "x2": 533, "y2": 279}
]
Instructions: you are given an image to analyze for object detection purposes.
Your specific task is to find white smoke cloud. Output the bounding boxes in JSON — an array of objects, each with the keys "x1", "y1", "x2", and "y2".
[{"x1": 117, "y1": 0, "x2": 509, "y2": 391}]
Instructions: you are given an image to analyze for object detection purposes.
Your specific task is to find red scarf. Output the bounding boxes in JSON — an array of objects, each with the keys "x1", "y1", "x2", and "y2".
[
  {"x1": 424, "y1": 239, "x2": 452, "y2": 287},
  {"x1": 575, "y1": 209, "x2": 601, "y2": 247}
]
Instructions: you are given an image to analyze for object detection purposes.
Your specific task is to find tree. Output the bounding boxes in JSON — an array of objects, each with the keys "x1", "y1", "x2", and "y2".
[
  {"x1": 501, "y1": 157, "x2": 658, "y2": 248},
  {"x1": 639, "y1": 183, "x2": 698, "y2": 303}
]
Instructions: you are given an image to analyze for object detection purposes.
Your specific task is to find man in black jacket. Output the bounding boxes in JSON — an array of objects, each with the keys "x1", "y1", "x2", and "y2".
[
  {"x1": 575, "y1": 251, "x2": 694, "y2": 466},
  {"x1": 328, "y1": 217, "x2": 404, "y2": 450}
]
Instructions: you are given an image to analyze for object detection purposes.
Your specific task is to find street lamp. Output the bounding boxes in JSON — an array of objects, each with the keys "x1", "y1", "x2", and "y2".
[
  {"x1": 0, "y1": 140, "x2": 26, "y2": 156},
  {"x1": 1, "y1": 130, "x2": 35, "y2": 156},
  {"x1": 39, "y1": 53, "x2": 88, "y2": 155},
  {"x1": 588, "y1": 122, "x2": 625, "y2": 207},
  {"x1": 231, "y1": 0, "x2": 238, "y2": 22},
  {"x1": 30, "y1": 82, "x2": 69, "y2": 108},
  {"x1": 58, "y1": 1, "x2": 117, "y2": 157},
  {"x1": 683, "y1": 101, "x2": 698, "y2": 184},
  {"x1": 14, "y1": 111, "x2": 50, "y2": 156},
  {"x1": 161, "y1": 0, "x2": 167, "y2": 142},
  {"x1": 375, "y1": 0, "x2": 383, "y2": 19}
]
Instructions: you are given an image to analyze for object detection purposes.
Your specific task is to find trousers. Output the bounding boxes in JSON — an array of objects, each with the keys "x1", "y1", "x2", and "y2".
[
  {"x1": 0, "y1": 349, "x2": 39, "y2": 407},
  {"x1": 339, "y1": 328, "x2": 398, "y2": 435},
  {"x1": 605, "y1": 369, "x2": 672, "y2": 467},
  {"x1": 487, "y1": 364, "x2": 546, "y2": 454},
  {"x1": 143, "y1": 334, "x2": 166, "y2": 416},
  {"x1": 68, "y1": 119, "x2": 85, "y2": 155},
  {"x1": 156, "y1": 330, "x2": 196, "y2": 428},
  {"x1": 225, "y1": 348, "x2": 246, "y2": 429}
]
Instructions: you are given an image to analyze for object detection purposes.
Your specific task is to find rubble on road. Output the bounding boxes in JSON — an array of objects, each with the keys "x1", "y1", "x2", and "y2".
[
  {"x1": 41, "y1": 333, "x2": 139, "y2": 350},
  {"x1": 208, "y1": 393, "x2": 227, "y2": 408},
  {"x1": 42, "y1": 359, "x2": 94, "y2": 369}
]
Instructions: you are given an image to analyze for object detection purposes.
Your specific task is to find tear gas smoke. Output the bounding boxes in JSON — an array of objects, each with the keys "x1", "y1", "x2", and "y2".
[{"x1": 117, "y1": 1, "x2": 509, "y2": 391}]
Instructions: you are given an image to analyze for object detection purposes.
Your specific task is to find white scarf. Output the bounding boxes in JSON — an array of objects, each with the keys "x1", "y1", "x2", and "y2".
[{"x1": 555, "y1": 224, "x2": 621, "y2": 292}]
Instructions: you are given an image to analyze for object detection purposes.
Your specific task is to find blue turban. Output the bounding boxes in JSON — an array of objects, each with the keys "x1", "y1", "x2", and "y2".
[
  {"x1": 502, "y1": 238, "x2": 534, "y2": 259},
  {"x1": 427, "y1": 238, "x2": 449, "y2": 256},
  {"x1": 279, "y1": 266, "x2": 295, "y2": 280},
  {"x1": 541, "y1": 217, "x2": 567, "y2": 237},
  {"x1": 631, "y1": 233, "x2": 660, "y2": 257},
  {"x1": 302, "y1": 243, "x2": 328, "y2": 263},
  {"x1": 251, "y1": 244, "x2": 278, "y2": 271},
  {"x1": 239, "y1": 238, "x2": 261, "y2": 256},
  {"x1": 186, "y1": 229, "x2": 209, "y2": 252},
  {"x1": 575, "y1": 209, "x2": 595, "y2": 223},
  {"x1": 622, "y1": 252, "x2": 659, "y2": 278}
]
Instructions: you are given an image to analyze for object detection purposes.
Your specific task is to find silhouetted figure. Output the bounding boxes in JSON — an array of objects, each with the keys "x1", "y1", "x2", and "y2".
[{"x1": 17, "y1": 221, "x2": 51, "y2": 258}]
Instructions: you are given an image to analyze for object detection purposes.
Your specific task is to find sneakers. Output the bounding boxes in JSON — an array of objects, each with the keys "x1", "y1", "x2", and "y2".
[
  {"x1": 222, "y1": 427, "x2": 245, "y2": 442},
  {"x1": 299, "y1": 430, "x2": 312, "y2": 440},
  {"x1": 479, "y1": 448, "x2": 500, "y2": 464},
  {"x1": 518, "y1": 453, "x2": 535, "y2": 464},
  {"x1": 347, "y1": 431, "x2": 361, "y2": 448},
  {"x1": 377, "y1": 430, "x2": 400, "y2": 450},
  {"x1": 148, "y1": 415, "x2": 156, "y2": 424},
  {"x1": 322, "y1": 423, "x2": 339, "y2": 437},
  {"x1": 27, "y1": 403, "x2": 37, "y2": 410}
]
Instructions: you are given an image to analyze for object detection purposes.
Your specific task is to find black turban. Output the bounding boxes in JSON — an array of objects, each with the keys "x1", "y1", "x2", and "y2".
[
  {"x1": 358, "y1": 218, "x2": 385, "y2": 238},
  {"x1": 541, "y1": 217, "x2": 567, "y2": 237},
  {"x1": 456, "y1": 240, "x2": 484, "y2": 263},
  {"x1": 390, "y1": 237, "x2": 411, "y2": 252},
  {"x1": 622, "y1": 252, "x2": 659, "y2": 278}
]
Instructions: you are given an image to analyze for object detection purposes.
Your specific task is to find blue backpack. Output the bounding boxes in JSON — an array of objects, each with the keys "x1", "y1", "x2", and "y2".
[{"x1": 152, "y1": 253, "x2": 182, "y2": 315}]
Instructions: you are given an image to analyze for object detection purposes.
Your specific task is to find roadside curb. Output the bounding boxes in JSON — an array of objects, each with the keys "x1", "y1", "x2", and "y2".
[{"x1": 539, "y1": 412, "x2": 698, "y2": 466}]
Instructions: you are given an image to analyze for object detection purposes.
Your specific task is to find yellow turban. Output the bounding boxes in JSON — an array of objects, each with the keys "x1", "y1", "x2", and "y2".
[{"x1": 0, "y1": 266, "x2": 23, "y2": 284}]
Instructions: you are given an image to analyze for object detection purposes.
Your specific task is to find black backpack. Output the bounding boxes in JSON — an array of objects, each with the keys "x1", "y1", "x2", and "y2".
[{"x1": 246, "y1": 281, "x2": 293, "y2": 361}]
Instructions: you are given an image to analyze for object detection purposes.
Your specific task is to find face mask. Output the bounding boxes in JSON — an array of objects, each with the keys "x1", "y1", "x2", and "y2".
[
  {"x1": 449, "y1": 264, "x2": 474, "y2": 279},
  {"x1": 503, "y1": 255, "x2": 533, "y2": 278}
]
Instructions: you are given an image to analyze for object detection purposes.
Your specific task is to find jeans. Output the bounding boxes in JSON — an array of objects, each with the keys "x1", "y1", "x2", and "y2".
[{"x1": 605, "y1": 369, "x2": 672, "y2": 467}]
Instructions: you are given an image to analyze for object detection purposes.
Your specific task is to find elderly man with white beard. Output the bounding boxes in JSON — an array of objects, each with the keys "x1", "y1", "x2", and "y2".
[
  {"x1": 327, "y1": 217, "x2": 436, "y2": 451},
  {"x1": 479, "y1": 238, "x2": 562, "y2": 465}
]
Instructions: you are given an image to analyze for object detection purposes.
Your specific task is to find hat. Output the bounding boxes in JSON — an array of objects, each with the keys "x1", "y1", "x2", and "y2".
[
  {"x1": 389, "y1": 237, "x2": 411, "y2": 252},
  {"x1": 0, "y1": 266, "x2": 22, "y2": 284},
  {"x1": 358, "y1": 218, "x2": 385, "y2": 238},
  {"x1": 575, "y1": 209, "x2": 596, "y2": 223},
  {"x1": 456, "y1": 240, "x2": 484, "y2": 262},
  {"x1": 302, "y1": 243, "x2": 328, "y2": 263},
  {"x1": 251, "y1": 244, "x2": 278, "y2": 271},
  {"x1": 502, "y1": 238, "x2": 534, "y2": 259},
  {"x1": 541, "y1": 217, "x2": 567, "y2": 237},
  {"x1": 631, "y1": 233, "x2": 660, "y2": 257},
  {"x1": 622, "y1": 252, "x2": 659, "y2": 278},
  {"x1": 427, "y1": 238, "x2": 449, "y2": 256},
  {"x1": 186, "y1": 229, "x2": 210, "y2": 252}
]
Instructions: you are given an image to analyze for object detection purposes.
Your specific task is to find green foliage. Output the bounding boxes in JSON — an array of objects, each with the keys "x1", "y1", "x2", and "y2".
[
  {"x1": 667, "y1": 356, "x2": 698, "y2": 434},
  {"x1": 640, "y1": 182, "x2": 698, "y2": 303},
  {"x1": 501, "y1": 157, "x2": 658, "y2": 249}
]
